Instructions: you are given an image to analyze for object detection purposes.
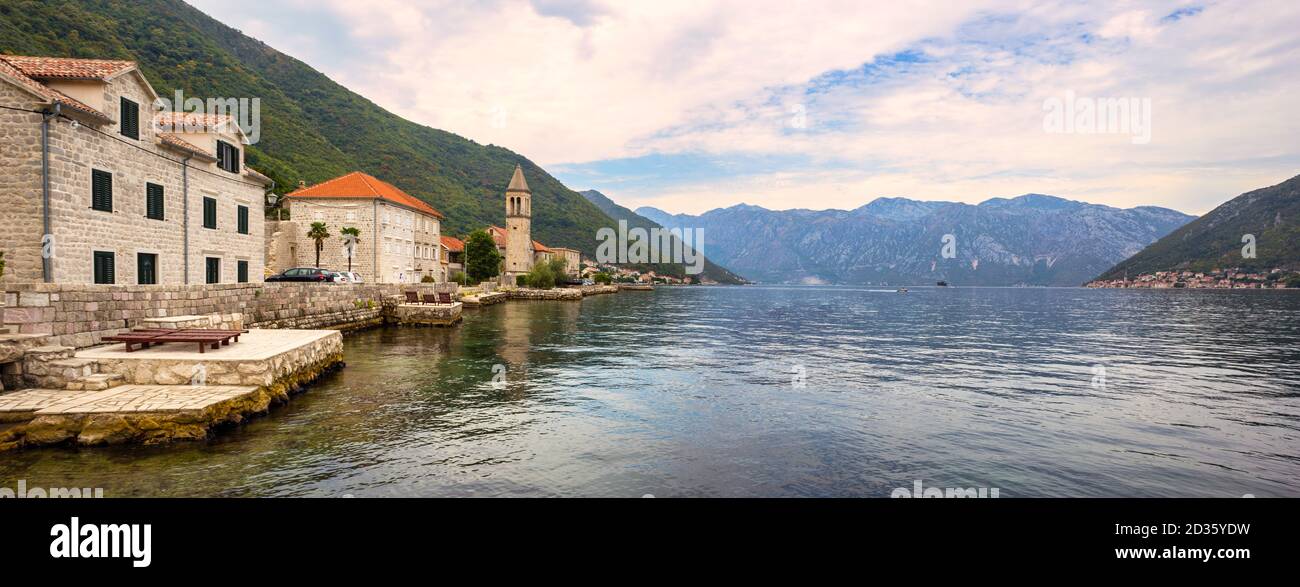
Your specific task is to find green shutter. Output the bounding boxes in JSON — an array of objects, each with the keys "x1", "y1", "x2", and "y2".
[
  {"x1": 237, "y1": 205, "x2": 249, "y2": 234},
  {"x1": 237, "y1": 260, "x2": 249, "y2": 283},
  {"x1": 203, "y1": 197, "x2": 217, "y2": 229},
  {"x1": 146, "y1": 183, "x2": 164, "y2": 220},
  {"x1": 94, "y1": 251, "x2": 115, "y2": 284},
  {"x1": 206, "y1": 258, "x2": 220, "y2": 284},
  {"x1": 120, "y1": 97, "x2": 139, "y2": 140},
  {"x1": 216, "y1": 141, "x2": 241, "y2": 173},
  {"x1": 92, "y1": 169, "x2": 113, "y2": 212}
]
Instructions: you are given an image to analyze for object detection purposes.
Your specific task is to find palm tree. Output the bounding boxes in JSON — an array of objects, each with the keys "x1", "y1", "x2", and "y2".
[
  {"x1": 307, "y1": 222, "x2": 331, "y2": 268},
  {"x1": 340, "y1": 226, "x2": 361, "y2": 273}
]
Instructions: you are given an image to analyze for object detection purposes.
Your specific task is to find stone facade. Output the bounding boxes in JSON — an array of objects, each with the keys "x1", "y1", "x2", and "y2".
[
  {"x1": 282, "y1": 172, "x2": 443, "y2": 283},
  {"x1": 0, "y1": 59, "x2": 270, "y2": 286},
  {"x1": 550, "y1": 247, "x2": 581, "y2": 276}
]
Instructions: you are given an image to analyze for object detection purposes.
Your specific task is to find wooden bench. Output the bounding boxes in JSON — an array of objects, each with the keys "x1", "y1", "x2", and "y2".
[{"x1": 102, "y1": 328, "x2": 249, "y2": 354}]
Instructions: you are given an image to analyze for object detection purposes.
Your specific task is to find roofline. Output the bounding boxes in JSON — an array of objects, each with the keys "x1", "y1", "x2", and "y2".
[{"x1": 287, "y1": 193, "x2": 444, "y2": 218}]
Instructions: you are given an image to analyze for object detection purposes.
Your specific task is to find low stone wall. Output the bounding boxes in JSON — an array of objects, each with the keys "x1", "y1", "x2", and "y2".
[
  {"x1": 391, "y1": 302, "x2": 463, "y2": 326},
  {"x1": 461, "y1": 291, "x2": 508, "y2": 307},
  {"x1": 579, "y1": 285, "x2": 618, "y2": 296},
  {"x1": 1, "y1": 282, "x2": 458, "y2": 348},
  {"x1": 509, "y1": 288, "x2": 584, "y2": 301}
]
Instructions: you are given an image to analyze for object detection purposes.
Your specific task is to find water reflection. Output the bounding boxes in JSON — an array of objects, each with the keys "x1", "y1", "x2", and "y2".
[{"x1": 1, "y1": 287, "x2": 1297, "y2": 497}]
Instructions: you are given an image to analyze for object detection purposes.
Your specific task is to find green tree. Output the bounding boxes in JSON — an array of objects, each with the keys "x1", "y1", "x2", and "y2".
[
  {"x1": 465, "y1": 229, "x2": 501, "y2": 283},
  {"x1": 307, "y1": 222, "x2": 331, "y2": 268},
  {"x1": 340, "y1": 226, "x2": 361, "y2": 273},
  {"x1": 525, "y1": 257, "x2": 568, "y2": 289},
  {"x1": 594, "y1": 272, "x2": 611, "y2": 284}
]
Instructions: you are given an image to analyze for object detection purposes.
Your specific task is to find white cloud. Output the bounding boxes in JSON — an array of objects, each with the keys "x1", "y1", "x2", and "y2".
[{"x1": 189, "y1": 0, "x2": 1300, "y2": 215}]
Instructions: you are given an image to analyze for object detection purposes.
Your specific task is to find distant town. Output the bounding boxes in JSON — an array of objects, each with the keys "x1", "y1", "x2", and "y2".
[{"x1": 1087, "y1": 268, "x2": 1300, "y2": 289}]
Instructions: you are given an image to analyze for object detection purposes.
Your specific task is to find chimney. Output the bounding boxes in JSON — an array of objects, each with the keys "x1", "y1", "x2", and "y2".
[{"x1": 298, "y1": 180, "x2": 306, "y2": 189}]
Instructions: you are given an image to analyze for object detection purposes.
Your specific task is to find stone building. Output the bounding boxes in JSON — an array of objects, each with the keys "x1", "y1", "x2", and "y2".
[
  {"x1": 0, "y1": 55, "x2": 272, "y2": 285},
  {"x1": 548, "y1": 247, "x2": 581, "y2": 277},
  {"x1": 440, "y1": 236, "x2": 465, "y2": 281},
  {"x1": 281, "y1": 171, "x2": 444, "y2": 283}
]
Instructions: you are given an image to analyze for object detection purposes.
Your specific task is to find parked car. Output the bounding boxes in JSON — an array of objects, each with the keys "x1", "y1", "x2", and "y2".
[
  {"x1": 265, "y1": 267, "x2": 336, "y2": 283},
  {"x1": 339, "y1": 271, "x2": 363, "y2": 283}
]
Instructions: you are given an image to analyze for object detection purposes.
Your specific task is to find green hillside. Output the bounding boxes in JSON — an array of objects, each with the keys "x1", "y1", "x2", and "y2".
[
  {"x1": 1095, "y1": 173, "x2": 1300, "y2": 280},
  {"x1": 0, "y1": 0, "x2": 744, "y2": 283}
]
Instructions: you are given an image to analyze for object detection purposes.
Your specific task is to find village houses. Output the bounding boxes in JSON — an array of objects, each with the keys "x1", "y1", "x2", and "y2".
[
  {"x1": 274, "y1": 171, "x2": 444, "y2": 284},
  {"x1": 0, "y1": 54, "x2": 272, "y2": 286}
]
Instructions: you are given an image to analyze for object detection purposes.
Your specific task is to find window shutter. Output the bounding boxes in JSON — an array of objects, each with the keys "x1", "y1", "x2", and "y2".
[
  {"x1": 237, "y1": 205, "x2": 249, "y2": 234},
  {"x1": 204, "y1": 197, "x2": 217, "y2": 229},
  {"x1": 237, "y1": 260, "x2": 249, "y2": 283},
  {"x1": 94, "y1": 251, "x2": 115, "y2": 284},
  {"x1": 92, "y1": 169, "x2": 113, "y2": 212},
  {"x1": 120, "y1": 97, "x2": 139, "y2": 140},
  {"x1": 146, "y1": 183, "x2": 164, "y2": 220}
]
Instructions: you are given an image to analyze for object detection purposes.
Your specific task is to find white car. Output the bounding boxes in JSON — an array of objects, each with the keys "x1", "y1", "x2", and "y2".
[{"x1": 339, "y1": 271, "x2": 363, "y2": 283}]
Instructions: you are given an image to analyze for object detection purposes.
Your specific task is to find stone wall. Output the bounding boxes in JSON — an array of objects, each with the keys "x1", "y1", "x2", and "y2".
[
  {"x1": 1, "y1": 282, "x2": 455, "y2": 348},
  {"x1": 508, "y1": 288, "x2": 584, "y2": 301},
  {"x1": 0, "y1": 81, "x2": 47, "y2": 284}
]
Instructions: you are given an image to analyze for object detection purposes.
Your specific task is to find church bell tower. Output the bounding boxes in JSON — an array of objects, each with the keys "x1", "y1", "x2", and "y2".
[{"x1": 504, "y1": 164, "x2": 533, "y2": 282}]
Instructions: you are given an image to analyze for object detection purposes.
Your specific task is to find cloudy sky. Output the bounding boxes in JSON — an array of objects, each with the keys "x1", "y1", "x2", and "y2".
[{"x1": 190, "y1": 0, "x2": 1300, "y2": 215}]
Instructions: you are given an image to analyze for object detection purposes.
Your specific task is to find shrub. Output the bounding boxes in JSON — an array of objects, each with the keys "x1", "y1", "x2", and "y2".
[
  {"x1": 593, "y1": 272, "x2": 612, "y2": 284},
  {"x1": 516, "y1": 274, "x2": 528, "y2": 287},
  {"x1": 450, "y1": 271, "x2": 468, "y2": 285},
  {"x1": 421, "y1": 274, "x2": 435, "y2": 283},
  {"x1": 522, "y1": 263, "x2": 553, "y2": 288}
]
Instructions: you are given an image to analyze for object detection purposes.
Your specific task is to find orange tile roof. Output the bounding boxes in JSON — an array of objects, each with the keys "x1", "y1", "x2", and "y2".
[
  {"x1": 154, "y1": 111, "x2": 239, "y2": 134},
  {"x1": 157, "y1": 133, "x2": 216, "y2": 160},
  {"x1": 0, "y1": 55, "x2": 135, "y2": 80},
  {"x1": 440, "y1": 236, "x2": 465, "y2": 252},
  {"x1": 486, "y1": 225, "x2": 552, "y2": 253},
  {"x1": 0, "y1": 55, "x2": 111, "y2": 121},
  {"x1": 287, "y1": 171, "x2": 444, "y2": 218}
]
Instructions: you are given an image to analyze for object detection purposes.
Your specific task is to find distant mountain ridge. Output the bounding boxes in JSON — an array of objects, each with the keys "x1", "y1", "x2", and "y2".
[
  {"x1": 579, "y1": 190, "x2": 746, "y2": 283},
  {"x1": 636, "y1": 195, "x2": 1194, "y2": 286},
  {"x1": 1095, "y1": 173, "x2": 1300, "y2": 280}
]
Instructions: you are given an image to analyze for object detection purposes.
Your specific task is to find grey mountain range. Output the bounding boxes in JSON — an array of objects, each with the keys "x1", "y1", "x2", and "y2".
[{"x1": 626, "y1": 194, "x2": 1195, "y2": 286}]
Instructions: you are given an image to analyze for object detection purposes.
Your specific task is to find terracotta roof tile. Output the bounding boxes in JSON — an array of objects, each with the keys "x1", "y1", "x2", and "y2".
[
  {"x1": 288, "y1": 171, "x2": 444, "y2": 218},
  {"x1": 157, "y1": 133, "x2": 216, "y2": 160},
  {"x1": 154, "y1": 111, "x2": 239, "y2": 134},
  {"x1": 1, "y1": 55, "x2": 135, "y2": 80},
  {"x1": 486, "y1": 225, "x2": 552, "y2": 253},
  {"x1": 0, "y1": 55, "x2": 111, "y2": 121},
  {"x1": 440, "y1": 236, "x2": 465, "y2": 252}
]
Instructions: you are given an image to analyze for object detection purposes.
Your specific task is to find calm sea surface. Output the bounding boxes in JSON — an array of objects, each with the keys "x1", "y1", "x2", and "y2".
[{"x1": 2, "y1": 286, "x2": 1298, "y2": 497}]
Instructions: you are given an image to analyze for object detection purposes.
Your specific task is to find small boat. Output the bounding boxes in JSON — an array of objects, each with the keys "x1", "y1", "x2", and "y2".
[
  {"x1": 936, "y1": 281, "x2": 948, "y2": 287},
  {"x1": 897, "y1": 288, "x2": 908, "y2": 293}
]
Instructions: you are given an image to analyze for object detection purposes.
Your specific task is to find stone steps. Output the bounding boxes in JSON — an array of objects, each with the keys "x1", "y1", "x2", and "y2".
[
  {"x1": 22, "y1": 347, "x2": 101, "y2": 390},
  {"x1": 65, "y1": 373, "x2": 126, "y2": 391},
  {"x1": 24, "y1": 345, "x2": 76, "y2": 362}
]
